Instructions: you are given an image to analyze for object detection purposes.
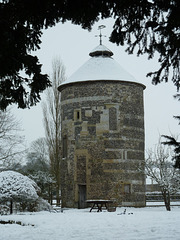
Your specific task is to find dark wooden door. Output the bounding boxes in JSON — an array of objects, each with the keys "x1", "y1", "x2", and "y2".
[{"x1": 78, "y1": 185, "x2": 87, "y2": 209}]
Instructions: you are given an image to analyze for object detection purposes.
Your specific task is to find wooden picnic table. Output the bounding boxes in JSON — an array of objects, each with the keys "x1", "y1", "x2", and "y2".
[{"x1": 86, "y1": 199, "x2": 114, "y2": 212}]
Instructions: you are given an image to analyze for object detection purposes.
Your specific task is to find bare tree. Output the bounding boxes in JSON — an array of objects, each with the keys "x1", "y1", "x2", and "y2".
[
  {"x1": 0, "y1": 108, "x2": 25, "y2": 167},
  {"x1": 27, "y1": 137, "x2": 50, "y2": 172},
  {"x1": 42, "y1": 58, "x2": 66, "y2": 206},
  {"x1": 145, "y1": 139, "x2": 180, "y2": 211},
  {"x1": 23, "y1": 138, "x2": 55, "y2": 204}
]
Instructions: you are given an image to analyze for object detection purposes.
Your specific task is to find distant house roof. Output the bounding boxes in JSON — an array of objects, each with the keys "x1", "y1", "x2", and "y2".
[{"x1": 58, "y1": 44, "x2": 145, "y2": 90}]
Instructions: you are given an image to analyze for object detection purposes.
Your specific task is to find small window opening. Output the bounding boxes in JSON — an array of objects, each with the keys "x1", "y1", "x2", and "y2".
[{"x1": 124, "y1": 184, "x2": 131, "y2": 194}]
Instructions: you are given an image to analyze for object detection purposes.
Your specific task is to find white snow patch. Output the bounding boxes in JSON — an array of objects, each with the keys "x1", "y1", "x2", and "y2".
[{"x1": 0, "y1": 207, "x2": 180, "y2": 240}]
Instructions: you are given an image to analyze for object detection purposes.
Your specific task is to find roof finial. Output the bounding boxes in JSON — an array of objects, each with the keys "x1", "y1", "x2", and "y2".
[{"x1": 95, "y1": 25, "x2": 106, "y2": 45}]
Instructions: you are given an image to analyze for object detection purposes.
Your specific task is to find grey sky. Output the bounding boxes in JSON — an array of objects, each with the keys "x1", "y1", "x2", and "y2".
[{"x1": 13, "y1": 18, "x2": 180, "y2": 151}]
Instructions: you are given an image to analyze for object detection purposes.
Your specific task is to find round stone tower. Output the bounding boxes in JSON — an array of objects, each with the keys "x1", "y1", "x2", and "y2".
[{"x1": 58, "y1": 44, "x2": 146, "y2": 208}]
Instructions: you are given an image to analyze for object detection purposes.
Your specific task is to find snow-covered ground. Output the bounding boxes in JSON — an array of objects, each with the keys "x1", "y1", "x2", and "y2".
[{"x1": 0, "y1": 206, "x2": 180, "y2": 240}]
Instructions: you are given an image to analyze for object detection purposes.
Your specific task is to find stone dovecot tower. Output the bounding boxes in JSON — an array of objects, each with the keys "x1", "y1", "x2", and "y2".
[{"x1": 58, "y1": 44, "x2": 146, "y2": 208}]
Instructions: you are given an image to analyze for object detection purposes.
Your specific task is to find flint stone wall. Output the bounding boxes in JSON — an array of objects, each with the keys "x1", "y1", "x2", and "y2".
[{"x1": 60, "y1": 80, "x2": 146, "y2": 208}]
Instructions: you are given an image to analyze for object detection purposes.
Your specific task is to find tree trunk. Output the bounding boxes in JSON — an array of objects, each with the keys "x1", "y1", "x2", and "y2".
[
  {"x1": 162, "y1": 191, "x2": 171, "y2": 211},
  {"x1": 10, "y1": 200, "x2": 13, "y2": 214},
  {"x1": 55, "y1": 159, "x2": 61, "y2": 206},
  {"x1": 56, "y1": 182, "x2": 60, "y2": 206},
  {"x1": 48, "y1": 184, "x2": 53, "y2": 205}
]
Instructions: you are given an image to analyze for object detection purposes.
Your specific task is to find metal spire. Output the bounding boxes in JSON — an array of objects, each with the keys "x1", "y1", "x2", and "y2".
[{"x1": 95, "y1": 25, "x2": 106, "y2": 45}]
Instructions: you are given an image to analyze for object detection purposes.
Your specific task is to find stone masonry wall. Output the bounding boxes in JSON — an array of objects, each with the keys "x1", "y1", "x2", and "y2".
[{"x1": 60, "y1": 80, "x2": 146, "y2": 208}]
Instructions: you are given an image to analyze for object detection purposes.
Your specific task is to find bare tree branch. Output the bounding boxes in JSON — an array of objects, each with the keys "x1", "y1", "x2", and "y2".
[
  {"x1": 143, "y1": 138, "x2": 180, "y2": 211},
  {"x1": 0, "y1": 108, "x2": 25, "y2": 167},
  {"x1": 42, "y1": 58, "x2": 66, "y2": 206}
]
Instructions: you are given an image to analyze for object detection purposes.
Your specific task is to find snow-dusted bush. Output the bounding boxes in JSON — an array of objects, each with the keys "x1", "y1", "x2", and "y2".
[
  {"x1": 18, "y1": 198, "x2": 53, "y2": 212},
  {"x1": 0, "y1": 170, "x2": 40, "y2": 213},
  {"x1": 36, "y1": 198, "x2": 53, "y2": 212},
  {"x1": 28, "y1": 170, "x2": 55, "y2": 199},
  {"x1": 0, "y1": 204, "x2": 9, "y2": 215}
]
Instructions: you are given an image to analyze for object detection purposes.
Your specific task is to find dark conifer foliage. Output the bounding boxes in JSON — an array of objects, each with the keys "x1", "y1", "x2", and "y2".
[
  {"x1": 162, "y1": 94, "x2": 180, "y2": 169},
  {"x1": 0, "y1": 0, "x2": 179, "y2": 109},
  {"x1": 110, "y1": 0, "x2": 180, "y2": 89},
  {"x1": 162, "y1": 135, "x2": 180, "y2": 169}
]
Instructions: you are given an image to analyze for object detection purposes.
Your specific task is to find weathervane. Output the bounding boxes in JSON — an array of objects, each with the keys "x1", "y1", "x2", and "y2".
[{"x1": 95, "y1": 25, "x2": 106, "y2": 45}]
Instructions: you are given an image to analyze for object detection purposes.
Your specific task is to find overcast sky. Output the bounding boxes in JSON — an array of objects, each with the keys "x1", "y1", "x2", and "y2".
[{"x1": 13, "y1": 18, "x2": 179, "y2": 151}]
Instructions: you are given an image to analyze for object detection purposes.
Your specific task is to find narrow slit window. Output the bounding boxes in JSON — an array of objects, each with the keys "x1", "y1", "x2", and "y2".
[
  {"x1": 109, "y1": 107, "x2": 117, "y2": 130},
  {"x1": 74, "y1": 109, "x2": 81, "y2": 121},
  {"x1": 77, "y1": 111, "x2": 80, "y2": 120}
]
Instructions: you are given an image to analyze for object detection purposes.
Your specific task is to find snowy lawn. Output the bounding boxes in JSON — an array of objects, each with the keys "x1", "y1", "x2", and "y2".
[{"x1": 0, "y1": 206, "x2": 180, "y2": 240}]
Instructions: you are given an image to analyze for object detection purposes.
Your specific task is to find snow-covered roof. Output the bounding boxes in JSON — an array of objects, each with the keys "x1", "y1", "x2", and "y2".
[
  {"x1": 59, "y1": 44, "x2": 144, "y2": 90},
  {"x1": 89, "y1": 44, "x2": 113, "y2": 57}
]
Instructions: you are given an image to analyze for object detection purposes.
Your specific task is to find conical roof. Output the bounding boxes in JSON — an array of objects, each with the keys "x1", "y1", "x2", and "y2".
[{"x1": 59, "y1": 44, "x2": 144, "y2": 90}]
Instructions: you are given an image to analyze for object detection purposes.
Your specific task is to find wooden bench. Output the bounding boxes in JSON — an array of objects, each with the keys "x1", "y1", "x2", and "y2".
[{"x1": 86, "y1": 199, "x2": 116, "y2": 212}]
